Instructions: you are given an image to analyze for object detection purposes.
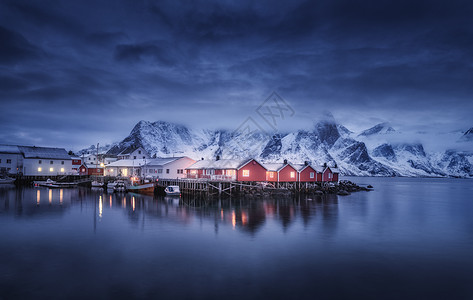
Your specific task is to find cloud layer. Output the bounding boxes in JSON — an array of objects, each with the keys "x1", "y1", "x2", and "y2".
[{"x1": 0, "y1": 0, "x2": 472, "y2": 150}]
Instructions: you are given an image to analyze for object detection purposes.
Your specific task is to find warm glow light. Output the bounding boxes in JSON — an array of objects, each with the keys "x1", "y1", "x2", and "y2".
[
  {"x1": 37, "y1": 190, "x2": 40, "y2": 205},
  {"x1": 241, "y1": 212, "x2": 248, "y2": 226},
  {"x1": 38, "y1": 167, "x2": 42, "y2": 172},
  {"x1": 190, "y1": 170, "x2": 197, "y2": 174},
  {"x1": 100, "y1": 163, "x2": 104, "y2": 167},
  {"x1": 132, "y1": 197, "x2": 135, "y2": 211},
  {"x1": 60, "y1": 168, "x2": 64, "y2": 172},
  {"x1": 49, "y1": 167, "x2": 54, "y2": 172},
  {"x1": 221, "y1": 209, "x2": 224, "y2": 220},
  {"x1": 123, "y1": 197, "x2": 126, "y2": 208},
  {"x1": 232, "y1": 211, "x2": 236, "y2": 229},
  {"x1": 242, "y1": 169, "x2": 249, "y2": 177},
  {"x1": 109, "y1": 195, "x2": 112, "y2": 208},
  {"x1": 60, "y1": 189, "x2": 63, "y2": 204},
  {"x1": 122, "y1": 168, "x2": 127, "y2": 176},
  {"x1": 290, "y1": 171, "x2": 295, "y2": 178},
  {"x1": 49, "y1": 189, "x2": 52, "y2": 203},
  {"x1": 99, "y1": 195, "x2": 103, "y2": 218}
]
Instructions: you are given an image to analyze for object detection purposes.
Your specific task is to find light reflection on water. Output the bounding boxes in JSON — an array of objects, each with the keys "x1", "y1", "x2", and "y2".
[{"x1": 0, "y1": 177, "x2": 472, "y2": 299}]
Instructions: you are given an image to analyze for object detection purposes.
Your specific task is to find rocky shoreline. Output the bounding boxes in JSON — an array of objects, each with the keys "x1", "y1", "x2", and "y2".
[{"x1": 236, "y1": 180, "x2": 373, "y2": 199}]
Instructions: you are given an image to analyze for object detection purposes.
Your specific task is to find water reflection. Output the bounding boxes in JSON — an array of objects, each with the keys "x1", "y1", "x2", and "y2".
[{"x1": 0, "y1": 186, "x2": 340, "y2": 235}]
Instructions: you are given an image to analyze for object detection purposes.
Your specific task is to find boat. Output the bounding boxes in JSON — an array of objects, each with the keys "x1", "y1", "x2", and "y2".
[
  {"x1": 127, "y1": 182, "x2": 155, "y2": 195},
  {"x1": 164, "y1": 185, "x2": 181, "y2": 196},
  {"x1": 0, "y1": 177, "x2": 15, "y2": 184},
  {"x1": 35, "y1": 178, "x2": 78, "y2": 188},
  {"x1": 114, "y1": 180, "x2": 127, "y2": 192},
  {"x1": 91, "y1": 180, "x2": 104, "y2": 188}
]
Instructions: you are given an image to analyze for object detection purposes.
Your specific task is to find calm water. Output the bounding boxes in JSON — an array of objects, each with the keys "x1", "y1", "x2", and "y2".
[{"x1": 1, "y1": 177, "x2": 472, "y2": 299}]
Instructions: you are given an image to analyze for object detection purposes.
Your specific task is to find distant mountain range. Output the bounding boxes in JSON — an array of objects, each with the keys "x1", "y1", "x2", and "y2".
[{"x1": 80, "y1": 117, "x2": 473, "y2": 177}]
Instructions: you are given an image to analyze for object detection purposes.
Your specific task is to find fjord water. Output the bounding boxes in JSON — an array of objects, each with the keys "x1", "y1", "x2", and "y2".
[{"x1": 0, "y1": 178, "x2": 472, "y2": 299}]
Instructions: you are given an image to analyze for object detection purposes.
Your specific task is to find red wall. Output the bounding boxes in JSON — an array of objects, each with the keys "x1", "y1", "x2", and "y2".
[
  {"x1": 299, "y1": 166, "x2": 317, "y2": 182},
  {"x1": 266, "y1": 171, "x2": 277, "y2": 182},
  {"x1": 237, "y1": 160, "x2": 267, "y2": 182},
  {"x1": 316, "y1": 172, "x2": 322, "y2": 182},
  {"x1": 72, "y1": 159, "x2": 82, "y2": 165},
  {"x1": 278, "y1": 164, "x2": 298, "y2": 182},
  {"x1": 322, "y1": 168, "x2": 337, "y2": 182}
]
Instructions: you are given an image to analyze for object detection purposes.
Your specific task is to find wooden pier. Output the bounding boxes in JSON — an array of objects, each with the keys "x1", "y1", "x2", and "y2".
[{"x1": 157, "y1": 179, "x2": 335, "y2": 198}]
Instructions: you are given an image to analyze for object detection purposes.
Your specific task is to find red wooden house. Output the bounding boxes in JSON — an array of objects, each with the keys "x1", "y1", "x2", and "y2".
[
  {"x1": 79, "y1": 163, "x2": 104, "y2": 176},
  {"x1": 295, "y1": 163, "x2": 318, "y2": 183},
  {"x1": 320, "y1": 165, "x2": 339, "y2": 182},
  {"x1": 264, "y1": 161, "x2": 298, "y2": 182},
  {"x1": 236, "y1": 159, "x2": 267, "y2": 182}
]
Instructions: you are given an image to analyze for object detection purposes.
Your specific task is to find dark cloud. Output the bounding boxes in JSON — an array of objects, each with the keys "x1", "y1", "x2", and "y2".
[
  {"x1": 0, "y1": 0, "x2": 472, "y2": 149},
  {"x1": 0, "y1": 26, "x2": 42, "y2": 64}
]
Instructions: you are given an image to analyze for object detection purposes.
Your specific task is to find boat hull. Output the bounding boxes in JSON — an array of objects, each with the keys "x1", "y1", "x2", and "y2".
[{"x1": 127, "y1": 183, "x2": 155, "y2": 195}]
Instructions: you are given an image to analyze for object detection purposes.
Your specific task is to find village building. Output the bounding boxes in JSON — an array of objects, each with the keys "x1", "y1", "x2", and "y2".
[
  {"x1": 78, "y1": 163, "x2": 104, "y2": 176},
  {"x1": 117, "y1": 146, "x2": 150, "y2": 160},
  {"x1": 105, "y1": 159, "x2": 148, "y2": 177},
  {"x1": 263, "y1": 160, "x2": 298, "y2": 182},
  {"x1": 18, "y1": 146, "x2": 73, "y2": 176},
  {"x1": 294, "y1": 162, "x2": 318, "y2": 183},
  {"x1": 142, "y1": 156, "x2": 196, "y2": 179},
  {"x1": 71, "y1": 156, "x2": 82, "y2": 174},
  {"x1": 321, "y1": 165, "x2": 339, "y2": 182},
  {"x1": 0, "y1": 145, "x2": 23, "y2": 175},
  {"x1": 186, "y1": 158, "x2": 267, "y2": 182}
]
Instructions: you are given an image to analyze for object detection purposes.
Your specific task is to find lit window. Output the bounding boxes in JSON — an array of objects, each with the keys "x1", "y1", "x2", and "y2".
[
  {"x1": 49, "y1": 168, "x2": 54, "y2": 172},
  {"x1": 38, "y1": 167, "x2": 42, "y2": 172},
  {"x1": 310, "y1": 172, "x2": 314, "y2": 179},
  {"x1": 242, "y1": 170, "x2": 250, "y2": 177},
  {"x1": 190, "y1": 170, "x2": 197, "y2": 174},
  {"x1": 269, "y1": 172, "x2": 274, "y2": 178},
  {"x1": 60, "y1": 168, "x2": 64, "y2": 172},
  {"x1": 290, "y1": 171, "x2": 295, "y2": 178}
]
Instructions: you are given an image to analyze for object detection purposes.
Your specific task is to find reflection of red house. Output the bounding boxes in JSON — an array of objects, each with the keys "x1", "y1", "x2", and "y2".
[{"x1": 79, "y1": 163, "x2": 104, "y2": 176}]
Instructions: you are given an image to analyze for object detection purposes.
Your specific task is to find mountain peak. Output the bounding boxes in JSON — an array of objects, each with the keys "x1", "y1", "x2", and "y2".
[{"x1": 358, "y1": 122, "x2": 396, "y2": 137}]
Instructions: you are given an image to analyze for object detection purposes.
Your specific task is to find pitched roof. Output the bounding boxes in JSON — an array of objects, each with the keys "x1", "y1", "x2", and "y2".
[
  {"x1": 293, "y1": 163, "x2": 316, "y2": 172},
  {"x1": 0, "y1": 144, "x2": 21, "y2": 154},
  {"x1": 262, "y1": 163, "x2": 285, "y2": 172},
  {"x1": 18, "y1": 146, "x2": 71, "y2": 159},
  {"x1": 105, "y1": 159, "x2": 148, "y2": 167},
  {"x1": 118, "y1": 145, "x2": 144, "y2": 155},
  {"x1": 145, "y1": 157, "x2": 182, "y2": 166},
  {"x1": 187, "y1": 158, "x2": 249, "y2": 170}
]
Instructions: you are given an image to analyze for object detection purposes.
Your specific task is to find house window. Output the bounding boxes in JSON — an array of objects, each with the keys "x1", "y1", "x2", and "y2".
[
  {"x1": 290, "y1": 171, "x2": 295, "y2": 178},
  {"x1": 158, "y1": 169, "x2": 163, "y2": 174},
  {"x1": 61, "y1": 161, "x2": 64, "y2": 165},
  {"x1": 269, "y1": 172, "x2": 274, "y2": 178},
  {"x1": 93, "y1": 158, "x2": 96, "y2": 160},
  {"x1": 89, "y1": 158, "x2": 91, "y2": 160},
  {"x1": 242, "y1": 170, "x2": 250, "y2": 177},
  {"x1": 328, "y1": 173, "x2": 332, "y2": 179},
  {"x1": 133, "y1": 156, "x2": 136, "y2": 159},
  {"x1": 6, "y1": 159, "x2": 11, "y2": 164},
  {"x1": 49, "y1": 168, "x2": 54, "y2": 172},
  {"x1": 50, "y1": 161, "x2": 53, "y2": 164},
  {"x1": 38, "y1": 167, "x2": 42, "y2": 172},
  {"x1": 310, "y1": 172, "x2": 314, "y2": 179},
  {"x1": 166, "y1": 169, "x2": 170, "y2": 174},
  {"x1": 0, "y1": 159, "x2": 1, "y2": 163},
  {"x1": 39, "y1": 160, "x2": 42, "y2": 164},
  {"x1": 60, "y1": 168, "x2": 64, "y2": 172},
  {"x1": 143, "y1": 156, "x2": 145, "y2": 159},
  {"x1": 138, "y1": 151, "x2": 141, "y2": 154}
]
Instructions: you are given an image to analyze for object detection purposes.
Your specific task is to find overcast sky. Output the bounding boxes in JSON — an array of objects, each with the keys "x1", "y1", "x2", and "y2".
[{"x1": 1, "y1": 0, "x2": 472, "y2": 150}]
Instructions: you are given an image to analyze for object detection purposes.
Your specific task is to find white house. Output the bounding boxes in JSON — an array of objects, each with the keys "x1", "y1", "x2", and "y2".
[
  {"x1": 143, "y1": 156, "x2": 196, "y2": 179},
  {"x1": 19, "y1": 146, "x2": 73, "y2": 176},
  {"x1": 105, "y1": 159, "x2": 148, "y2": 177},
  {"x1": 117, "y1": 146, "x2": 150, "y2": 160},
  {"x1": 0, "y1": 145, "x2": 23, "y2": 175}
]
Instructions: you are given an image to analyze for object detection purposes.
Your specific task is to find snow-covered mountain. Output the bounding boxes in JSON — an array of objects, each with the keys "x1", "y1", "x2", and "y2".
[{"x1": 96, "y1": 119, "x2": 473, "y2": 178}]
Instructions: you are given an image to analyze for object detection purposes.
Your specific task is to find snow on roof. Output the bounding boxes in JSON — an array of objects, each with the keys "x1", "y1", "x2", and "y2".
[
  {"x1": 145, "y1": 157, "x2": 182, "y2": 166},
  {"x1": 18, "y1": 146, "x2": 71, "y2": 159},
  {"x1": 293, "y1": 163, "x2": 315, "y2": 172},
  {"x1": 329, "y1": 167, "x2": 340, "y2": 173},
  {"x1": 313, "y1": 166, "x2": 325, "y2": 172},
  {"x1": 187, "y1": 159, "x2": 249, "y2": 169},
  {"x1": 118, "y1": 145, "x2": 144, "y2": 155},
  {"x1": 262, "y1": 163, "x2": 285, "y2": 172},
  {"x1": 0, "y1": 144, "x2": 21, "y2": 154},
  {"x1": 105, "y1": 159, "x2": 148, "y2": 167}
]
